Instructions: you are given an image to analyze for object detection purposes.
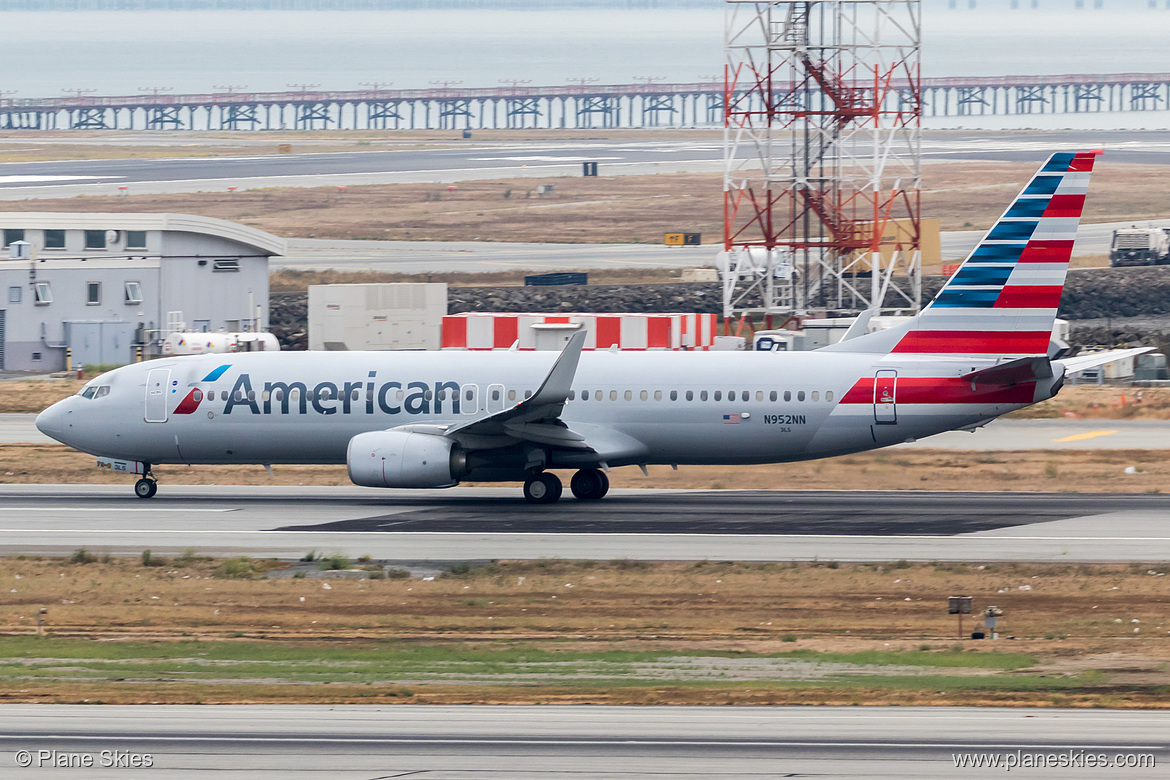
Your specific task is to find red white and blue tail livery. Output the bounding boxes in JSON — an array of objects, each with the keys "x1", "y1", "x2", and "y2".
[
  {"x1": 899, "y1": 150, "x2": 1100, "y2": 357},
  {"x1": 36, "y1": 151, "x2": 1152, "y2": 503}
]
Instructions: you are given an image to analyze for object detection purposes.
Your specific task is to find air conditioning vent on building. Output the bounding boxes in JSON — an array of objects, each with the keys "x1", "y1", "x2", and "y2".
[{"x1": 212, "y1": 259, "x2": 240, "y2": 272}]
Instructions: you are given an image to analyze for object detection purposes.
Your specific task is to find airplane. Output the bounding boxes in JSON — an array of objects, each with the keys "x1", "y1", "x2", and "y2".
[{"x1": 35, "y1": 150, "x2": 1148, "y2": 503}]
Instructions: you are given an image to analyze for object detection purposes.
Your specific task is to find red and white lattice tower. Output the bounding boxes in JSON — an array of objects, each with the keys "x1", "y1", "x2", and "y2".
[{"x1": 721, "y1": 0, "x2": 921, "y2": 325}]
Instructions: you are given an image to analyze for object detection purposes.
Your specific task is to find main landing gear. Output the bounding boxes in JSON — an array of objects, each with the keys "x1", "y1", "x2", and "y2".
[
  {"x1": 523, "y1": 469, "x2": 610, "y2": 504},
  {"x1": 570, "y1": 468, "x2": 609, "y2": 501},
  {"x1": 134, "y1": 464, "x2": 158, "y2": 499}
]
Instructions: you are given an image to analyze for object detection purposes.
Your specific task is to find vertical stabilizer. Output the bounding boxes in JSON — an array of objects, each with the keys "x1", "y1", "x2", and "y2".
[
  {"x1": 824, "y1": 151, "x2": 1100, "y2": 356},
  {"x1": 899, "y1": 150, "x2": 1100, "y2": 356}
]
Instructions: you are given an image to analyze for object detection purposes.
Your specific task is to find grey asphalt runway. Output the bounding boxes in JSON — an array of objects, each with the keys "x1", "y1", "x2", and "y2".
[
  {"x1": 272, "y1": 217, "x2": 1147, "y2": 272},
  {"x1": 5, "y1": 414, "x2": 1163, "y2": 448},
  {"x1": 0, "y1": 705, "x2": 1164, "y2": 778},
  {"x1": 2, "y1": 130, "x2": 1168, "y2": 200},
  {"x1": 277, "y1": 236, "x2": 717, "y2": 273},
  {"x1": 3, "y1": 484, "x2": 1170, "y2": 562}
]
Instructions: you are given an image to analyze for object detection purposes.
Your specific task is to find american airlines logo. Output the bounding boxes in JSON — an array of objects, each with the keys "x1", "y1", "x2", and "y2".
[{"x1": 172, "y1": 365, "x2": 468, "y2": 417}]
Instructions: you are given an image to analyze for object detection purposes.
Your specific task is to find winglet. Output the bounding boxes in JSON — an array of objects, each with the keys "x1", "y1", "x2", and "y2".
[{"x1": 524, "y1": 330, "x2": 587, "y2": 408}]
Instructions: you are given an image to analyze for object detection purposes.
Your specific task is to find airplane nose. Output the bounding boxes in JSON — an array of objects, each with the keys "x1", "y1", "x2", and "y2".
[{"x1": 35, "y1": 402, "x2": 67, "y2": 439}]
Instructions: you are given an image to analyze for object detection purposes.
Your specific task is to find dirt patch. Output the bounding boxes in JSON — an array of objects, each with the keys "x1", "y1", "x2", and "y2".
[
  {"x1": 3, "y1": 443, "x2": 1170, "y2": 494},
  {"x1": 0, "y1": 558, "x2": 1167, "y2": 706},
  {"x1": 0, "y1": 160, "x2": 1161, "y2": 248}
]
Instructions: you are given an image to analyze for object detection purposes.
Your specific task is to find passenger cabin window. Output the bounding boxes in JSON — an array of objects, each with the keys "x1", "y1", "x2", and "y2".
[
  {"x1": 769, "y1": 391, "x2": 777, "y2": 401},
  {"x1": 811, "y1": 391, "x2": 820, "y2": 402},
  {"x1": 624, "y1": 390, "x2": 632, "y2": 401},
  {"x1": 798, "y1": 391, "x2": 806, "y2": 401},
  {"x1": 784, "y1": 391, "x2": 792, "y2": 401},
  {"x1": 508, "y1": 390, "x2": 516, "y2": 402},
  {"x1": 714, "y1": 391, "x2": 722, "y2": 401},
  {"x1": 826, "y1": 391, "x2": 834, "y2": 402},
  {"x1": 654, "y1": 390, "x2": 662, "y2": 401},
  {"x1": 685, "y1": 390, "x2": 693, "y2": 401},
  {"x1": 756, "y1": 391, "x2": 764, "y2": 401},
  {"x1": 699, "y1": 391, "x2": 708, "y2": 401},
  {"x1": 670, "y1": 390, "x2": 677, "y2": 401},
  {"x1": 43, "y1": 229, "x2": 65, "y2": 249}
]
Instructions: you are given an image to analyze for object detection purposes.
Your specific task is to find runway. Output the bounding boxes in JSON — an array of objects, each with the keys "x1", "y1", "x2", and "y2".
[
  {"x1": 273, "y1": 216, "x2": 1145, "y2": 272},
  {"x1": 0, "y1": 705, "x2": 1164, "y2": 778},
  {"x1": 2, "y1": 484, "x2": 1170, "y2": 563},
  {"x1": 2, "y1": 130, "x2": 1168, "y2": 200}
]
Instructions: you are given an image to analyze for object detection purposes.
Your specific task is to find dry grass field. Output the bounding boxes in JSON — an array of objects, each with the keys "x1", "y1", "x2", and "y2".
[
  {"x1": 0, "y1": 160, "x2": 1162, "y2": 248},
  {"x1": 3, "y1": 443, "x2": 1170, "y2": 494},
  {"x1": 0, "y1": 557, "x2": 1167, "y2": 706}
]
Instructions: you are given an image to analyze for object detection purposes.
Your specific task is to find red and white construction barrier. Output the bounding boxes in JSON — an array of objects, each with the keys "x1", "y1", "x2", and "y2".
[{"x1": 442, "y1": 313, "x2": 717, "y2": 351}]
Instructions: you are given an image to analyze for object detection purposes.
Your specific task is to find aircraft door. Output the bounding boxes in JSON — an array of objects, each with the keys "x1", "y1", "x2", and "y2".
[
  {"x1": 145, "y1": 368, "x2": 170, "y2": 423},
  {"x1": 460, "y1": 384, "x2": 479, "y2": 415},
  {"x1": 873, "y1": 369, "x2": 897, "y2": 425},
  {"x1": 486, "y1": 383, "x2": 505, "y2": 413}
]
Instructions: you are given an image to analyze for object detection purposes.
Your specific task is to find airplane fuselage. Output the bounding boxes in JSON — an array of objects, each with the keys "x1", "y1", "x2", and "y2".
[{"x1": 37, "y1": 349, "x2": 1058, "y2": 477}]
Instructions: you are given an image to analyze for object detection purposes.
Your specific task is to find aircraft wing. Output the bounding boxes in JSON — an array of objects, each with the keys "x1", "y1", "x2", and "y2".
[
  {"x1": 440, "y1": 330, "x2": 595, "y2": 451},
  {"x1": 1054, "y1": 347, "x2": 1155, "y2": 375}
]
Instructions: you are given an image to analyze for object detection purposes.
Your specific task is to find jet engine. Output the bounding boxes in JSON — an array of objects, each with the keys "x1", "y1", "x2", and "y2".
[{"x1": 346, "y1": 430, "x2": 466, "y2": 488}]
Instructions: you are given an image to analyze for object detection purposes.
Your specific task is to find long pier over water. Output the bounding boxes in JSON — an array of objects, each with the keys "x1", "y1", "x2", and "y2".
[{"x1": 2, "y1": 73, "x2": 1167, "y2": 131}]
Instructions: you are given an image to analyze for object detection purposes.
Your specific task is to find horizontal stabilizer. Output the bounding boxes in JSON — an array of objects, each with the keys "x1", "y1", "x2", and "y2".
[
  {"x1": 962, "y1": 356, "x2": 1053, "y2": 386},
  {"x1": 1055, "y1": 347, "x2": 1154, "y2": 375}
]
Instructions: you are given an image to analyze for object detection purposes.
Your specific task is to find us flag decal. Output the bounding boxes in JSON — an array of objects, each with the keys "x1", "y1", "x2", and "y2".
[{"x1": 723, "y1": 414, "x2": 741, "y2": 424}]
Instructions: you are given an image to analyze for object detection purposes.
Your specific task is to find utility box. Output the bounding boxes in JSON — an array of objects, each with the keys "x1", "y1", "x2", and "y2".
[{"x1": 308, "y1": 283, "x2": 446, "y2": 351}]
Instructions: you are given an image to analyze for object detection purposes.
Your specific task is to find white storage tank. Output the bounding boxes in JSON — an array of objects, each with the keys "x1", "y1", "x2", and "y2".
[
  {"x1": 309, "y1": 283, "x2": 447, "y2": 351},
  {"x1": 161, "y1": 331, "x2": 279, "y2": 356}
]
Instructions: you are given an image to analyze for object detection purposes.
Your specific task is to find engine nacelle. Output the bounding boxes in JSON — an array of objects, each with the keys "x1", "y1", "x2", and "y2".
[{"x1": 346, "y1": 430, "x2": 464, "y2": 488}]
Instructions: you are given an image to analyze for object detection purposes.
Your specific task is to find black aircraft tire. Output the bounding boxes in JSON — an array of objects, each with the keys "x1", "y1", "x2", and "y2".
[
  {"x1": 134, "y1": 479, "x2": 157, "y2": 499},
  {"x1": 524, "y1": 473, "x2": 562, "y2": 504},
  {"x1": 571, "y1": 469, "x2": 609, "y2": 500}
]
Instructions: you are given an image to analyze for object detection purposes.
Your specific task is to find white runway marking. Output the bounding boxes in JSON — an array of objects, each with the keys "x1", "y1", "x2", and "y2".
[
  {"x1": 0, "y1": 174, "x2": 119, "y2": 184},
  {"x1": 0, "y1": 507, "x2": 234, "y2": 513}
]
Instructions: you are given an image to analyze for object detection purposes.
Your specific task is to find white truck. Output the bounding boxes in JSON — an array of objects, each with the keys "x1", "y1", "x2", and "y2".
[{"x1": 1109, "y1": 227, "x2": 1170, "y2": 267}]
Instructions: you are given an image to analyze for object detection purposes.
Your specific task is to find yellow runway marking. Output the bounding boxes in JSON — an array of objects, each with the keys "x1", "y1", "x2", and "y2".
[{"x1": 1054, "y1": 430, "x2": 1118, "y2": 443}]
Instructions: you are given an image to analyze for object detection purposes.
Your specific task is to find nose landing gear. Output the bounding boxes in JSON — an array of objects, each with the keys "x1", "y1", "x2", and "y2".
[{"x1": 134, "y1": 463, "x2": 158, "y2": 499}]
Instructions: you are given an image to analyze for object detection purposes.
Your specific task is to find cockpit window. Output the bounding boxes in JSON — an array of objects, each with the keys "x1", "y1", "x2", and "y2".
[
  {"x1": 78, "y1": 385, "x2": 110, "y2": 399},
  {"x1": 95, "y1": 386, "x2": 110, "y2": 398},
  {"x1": 80, "y1": 386, "x2": 97, "y2": 399}
]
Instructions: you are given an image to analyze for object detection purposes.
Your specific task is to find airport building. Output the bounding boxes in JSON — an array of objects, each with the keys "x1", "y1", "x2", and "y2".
[{"x1": 0, "y1": 213, "x2": 285, "y2": 371}]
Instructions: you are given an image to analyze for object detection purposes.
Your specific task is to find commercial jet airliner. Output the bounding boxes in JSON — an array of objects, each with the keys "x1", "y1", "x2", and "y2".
[{"x1": 36, "y1": 151, "x2": 1145, "y2": 503}]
